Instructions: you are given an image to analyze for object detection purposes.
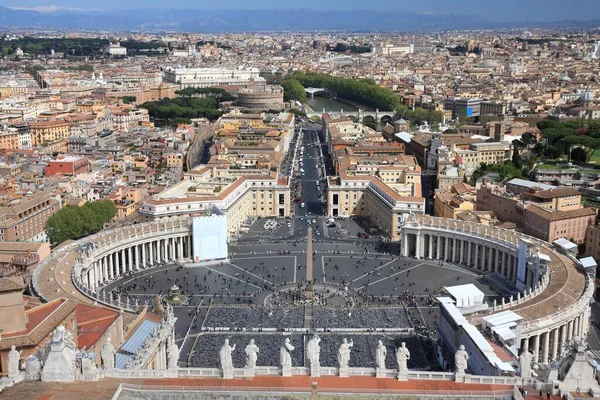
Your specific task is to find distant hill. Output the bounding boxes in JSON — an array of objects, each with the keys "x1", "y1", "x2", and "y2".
[{"x1": 0, "y1": 7, "x2": 598, "y2": 32}]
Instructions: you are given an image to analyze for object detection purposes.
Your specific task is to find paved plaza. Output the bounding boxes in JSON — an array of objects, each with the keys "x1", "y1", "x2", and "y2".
[{"x1": 102, "y1": 238, "x2": 507, "y2": 370}]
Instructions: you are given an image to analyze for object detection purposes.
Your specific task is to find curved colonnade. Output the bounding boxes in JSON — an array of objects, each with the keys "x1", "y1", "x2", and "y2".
[
  {"x1": 32, "y1": 215, "x2": 593, "y2": 367},
  {"x1": 400, "y1": 215, "x2": 592, "y2": 364},
  {"x1": 32, "y1": 218, "x2": 193, "y2": 309}
]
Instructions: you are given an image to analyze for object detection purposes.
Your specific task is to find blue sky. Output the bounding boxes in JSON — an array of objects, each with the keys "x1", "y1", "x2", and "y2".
[{"x1": 5, "y1": 0, "x2": 600, "y2": 22}]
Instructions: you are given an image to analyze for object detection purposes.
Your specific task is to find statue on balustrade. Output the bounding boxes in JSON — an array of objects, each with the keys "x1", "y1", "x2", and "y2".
[
  {"x1": 101, "y1": 338, "x2": 116, "y2": 369},
  {"x1": 396, "y1": 342, "x2": 410, "y2": 376},
  {"x1": 244, "y1": 339, "x2": 260, "y2": 370},
  {"x1": 454, "y1": 345, "x2": 469, "y2": 375},
  {"x1": 337, "y1": 338, "x2": 353, "y2": 368},
  {"x1": 280, "y1": 338, "x2": 294, "y2": 368},
  {"x1": 168, "y1": 341, "x2": 180, "y2": 370},
  {"x1": 307, "y1": 334, "x2": 321, "y2": 375},
  {"x1": 219, "y1": 339, "x2": 236, "y2": 375},
  {"x1": 375, "y1": 340, "x2": 387, "y2": 369},
  {"x1": 8, "y1": 345, "x2": 22, "y2": 378}
]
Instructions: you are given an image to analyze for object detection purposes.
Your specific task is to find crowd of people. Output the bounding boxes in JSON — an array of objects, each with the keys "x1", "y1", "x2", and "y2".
[{"x1": 188, "y1": 333, "x2": 433, "y2": 370}]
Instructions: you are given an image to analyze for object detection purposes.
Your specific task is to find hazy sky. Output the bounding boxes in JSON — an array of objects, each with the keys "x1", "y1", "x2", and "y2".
[{"x1": 5, "y1": 0, "x2": 600, "y2": 22}]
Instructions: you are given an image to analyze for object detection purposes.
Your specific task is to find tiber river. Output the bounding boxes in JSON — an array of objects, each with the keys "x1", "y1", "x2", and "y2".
[
  {"x1": 304, "y1": 96, "x2": 359, "y2": 112},
  {"x1": 304, "y1": 96, "x2": 378, "y2": 129}
]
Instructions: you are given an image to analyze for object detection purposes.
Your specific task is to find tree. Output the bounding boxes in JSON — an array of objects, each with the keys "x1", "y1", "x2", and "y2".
[
  {"x1": 286, "y1": 71, "x2": 400, "y2": 110},
  {"x1": 512, "y1": 139, "x2": 524, "y2": 168},
  {"x1": 282, "y1": 79, "x2": 307, "y2": 103},
  {"x1": 121, "y1": 96, "x2": 137, "y2": 104},
  {"x1": 46, "y1": 200, "x2": 117, "y2": 245}
]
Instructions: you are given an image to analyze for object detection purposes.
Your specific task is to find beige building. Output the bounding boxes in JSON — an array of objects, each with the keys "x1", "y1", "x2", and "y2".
[
  {"x1": 586, "y1": 224, "x2": 600, "y2": 262},
  {"x1": 523, "y1": 204, "x2": 595, "y2": 244},
  {"x1": 434, "y1": 185, "x2": 476, "y2": 220},
  {"x1": 476, "y1": 184, "x2": 595, "y2": 244},
  {"x1": 28, "y1": 120, "x2": 71, "y2": 147},
  {"x1": 139, "y1": 165, "x2": 290, "y2": 236},
  {"x1": 327, "y1": 172, "x2": 425, "y2": 240}
]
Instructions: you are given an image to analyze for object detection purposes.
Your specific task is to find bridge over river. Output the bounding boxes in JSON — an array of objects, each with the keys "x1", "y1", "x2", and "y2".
[{"x1": 305, "y1": 107, "x2": 397, "y2": 124}]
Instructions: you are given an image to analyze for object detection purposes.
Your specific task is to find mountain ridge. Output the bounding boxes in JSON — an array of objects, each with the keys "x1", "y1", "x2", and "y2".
[{"x1": 0, "y1": 7, "x2": 598, "y2": 32}]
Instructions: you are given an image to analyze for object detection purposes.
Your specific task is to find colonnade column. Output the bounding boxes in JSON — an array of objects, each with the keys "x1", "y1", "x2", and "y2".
[
  {"x1": 428, "y1": 235, "x2": 433, "y2": 259},
  {"x1": 452, "y1": 238, "x2": 457, "y2": 263},
  {"x1": 494, "y1": 249, "x2": 500, "y2": 273},
  {"x1": 443, "y1": 237, "x2": 449, "y2": 261},
  {"x1": 127, "y1": 247, "x2": 133, "y2": 272},
  {"x1": 560, "y1": 325, "x2": 567, "y2": 355},
  {"x1": 532, "y1": 335, "x2": 539, "y2": 361},
  {"x1": 551, "y1": 328, "x2": 559, "y2": 362},
  {"x1": 542, "y1": 331, "x2": 550, "y2": 363},
  {"x1": 108, "y1": 253, "x2": 114, "y2": 280},
  {"x1": 467, "y1": 242, "x2": 472, "y2": 266},
  {"x1": 460, "y1": 240, "x2": 466, "y2": 264},
  {"x1": 179, "y1": 237, "x2": 184, "y2": 260},
  {"x1": 102, "y1": 258, "x2": 108, "y2": 283},
  {"x1": 142, "y1": 243, "x2": 147, "y2": 268},
  {"x1": 436, "y1": 236, "x2": 441, "y2": 259}
]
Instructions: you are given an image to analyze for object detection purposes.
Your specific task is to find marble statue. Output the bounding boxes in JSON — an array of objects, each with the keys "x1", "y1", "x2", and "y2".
[
  {"x1": 8, "y1": 345, "x2": 22, "y2": 378},
  {"x1": 101, "y1": 338, "x2": 116, "y2": 369},
  {"x1": 244, "y1": 339, "x2": 260, "y2": 369},
  {"x1": 396, "y1": 342, "x2": 410, "y2": 375},
  {"x1": 219, "y1": 339, "x2": 236, "y2": 377},
  {"x1": 337, "y1": 338, "x2": 353, "y2": 368},
  {"x1": 454, "y1": 345, "x2": 469, "y2": 375},
  {"x1": 375, "y1": 340, "x2": 387, "y2": 369},
  {"x1": 519, "y1": 350, "x2": 533, "y2": 378},
  {"x1": 280, "y1": 338, "x2": 294, "y2": 368},
  {"x1": 52, "y1": 327, "x2": 65, "y2": 344},
  {"x1": 168, "y1": 342, "x2": 180, "y2": 370},
  {"x1": 25, "y1": 355, "x2": 41, "y2": 380},
  {"x1": 64, "y1": 329, "x2": 77, "y2": 351},
  {"x1": 307, "y1": 334, "x2": 321, "y2": 376},
  {"x1": 307, "y1": 334, "x2": 321, "y2": 368}
]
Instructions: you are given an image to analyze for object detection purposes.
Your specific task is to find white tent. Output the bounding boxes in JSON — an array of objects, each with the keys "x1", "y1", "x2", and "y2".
[{"x1": 445, "y1": 284, "x2": 485, "y2": 308}]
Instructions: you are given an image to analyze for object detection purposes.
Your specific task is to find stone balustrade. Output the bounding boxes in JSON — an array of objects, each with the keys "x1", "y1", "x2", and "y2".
[{"x1": 401, "y1": 214, "x2": 592, "y2": 365}]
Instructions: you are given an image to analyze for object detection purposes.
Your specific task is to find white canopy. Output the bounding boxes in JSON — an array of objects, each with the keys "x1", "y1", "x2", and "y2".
[{"x1": 445, "y1": 284, "x2": 485, "y2": 307}]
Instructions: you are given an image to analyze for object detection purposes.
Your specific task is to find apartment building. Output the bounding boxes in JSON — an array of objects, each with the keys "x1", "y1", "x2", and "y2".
[
  {"x1": 28, "y1": 120, "x2": 71, "y2": 147},
  {"x1": 476, "y1": 184, "x2": 595, "y2": 243},
  {"x1": 44, "y1": 156, "x2": 91, "y2": 177},
  {"x1": 523, "y1": 204, "x2": 594, "y2": 243},
  {"x1": 210, "y1": 111, "x2": 294, "y2": 172},
  {"x1": 139, "y1": 164, "x2": 290, "y2": 236},
  {"x1": 433, "y1": 183, "x2": 477, "y2": 219},
  {"x1": 0, "y1": 193, "x2": 62, "y2": 242},
  {"x1": 327, "y1": 172, "x2": 425, "y2": 240},
  {"x1": 455, "y1": 142, "x2": 511, "y2": 174},
  {"x1": 162, "y1": 66, "x2": 265, "y2": 89}
]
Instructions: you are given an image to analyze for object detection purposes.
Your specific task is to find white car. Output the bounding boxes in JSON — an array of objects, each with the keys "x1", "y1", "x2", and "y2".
[{"x1": 300, "y1": 203, "x2": 305, "y2": 208}]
